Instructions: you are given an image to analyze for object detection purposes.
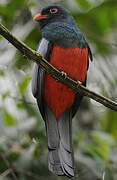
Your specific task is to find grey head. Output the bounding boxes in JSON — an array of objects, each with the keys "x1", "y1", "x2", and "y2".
[
  {"x1": 33, "y1": 5, "x2": 90, "y2": 49},
  {"x1": 33, "y1": 5, "x2": 75, "y2": 29}
]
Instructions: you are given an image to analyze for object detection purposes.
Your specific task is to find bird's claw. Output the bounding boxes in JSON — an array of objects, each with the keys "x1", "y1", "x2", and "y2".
[
  {"x1": 61, "y1": 71, "x2": 67, "y2": 79},
  {"x1": 77, "y1": 80, "x2": 82, "y2": 88}
]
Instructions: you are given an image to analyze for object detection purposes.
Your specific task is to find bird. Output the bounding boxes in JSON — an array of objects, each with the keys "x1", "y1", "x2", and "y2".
[{"x1": 32, "y1": 5, "x2": 93, "y2": 178}]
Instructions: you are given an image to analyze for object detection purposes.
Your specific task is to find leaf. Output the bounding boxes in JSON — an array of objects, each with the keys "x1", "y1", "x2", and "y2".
[
  {"x1": 102, "y1": 111, "x2": 117, "y2": 140},
  {"x1": 4, "y1": 111, "x2": 17, "y2": 127},
  {"x1": 91, "y1": 131, "x2": 115, "y2": 146},
  {"x1": 19, "y1": 75, "x2": 31, "y2": 95},
  {"x1": 90, "y1": 131, "x2": 114, "y2": 160},
  {"x1": 76, "y1": 0, "x2": 92, "y2": 10},
  {"x1": 0, "y1": 69, "x2": 5, "y2": 76}
]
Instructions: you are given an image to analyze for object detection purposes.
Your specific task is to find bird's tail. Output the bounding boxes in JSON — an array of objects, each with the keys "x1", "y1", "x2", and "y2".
[{"x1": 44, "y1": 106, "x2": 74, "y2": 178}]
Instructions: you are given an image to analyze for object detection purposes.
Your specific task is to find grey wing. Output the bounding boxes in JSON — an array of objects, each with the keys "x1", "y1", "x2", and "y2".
[{"x1": 31, "y1": 38, "x2": 52, "y2": 116}]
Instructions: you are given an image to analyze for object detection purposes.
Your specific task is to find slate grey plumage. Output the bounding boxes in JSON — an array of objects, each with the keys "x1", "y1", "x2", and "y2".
[
  {"x1": 32, "y1": 38, "x2": 75, "y2": 177},
  {"x1": 32, "y1": 38, "x2": 49, "y2": 116},
  {"x1": 32, "y1": 5, "x2": 92, "y2": 178}
]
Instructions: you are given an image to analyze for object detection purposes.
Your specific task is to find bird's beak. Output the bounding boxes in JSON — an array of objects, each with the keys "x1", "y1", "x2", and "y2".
[{"x1": 33, "y1": 13, "x2": 48, "y2": 21}]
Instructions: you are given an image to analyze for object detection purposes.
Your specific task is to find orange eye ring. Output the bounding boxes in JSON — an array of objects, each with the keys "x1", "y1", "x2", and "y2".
[{"x1": 50, "y1": 8, "x2": 58, "y2": 14}]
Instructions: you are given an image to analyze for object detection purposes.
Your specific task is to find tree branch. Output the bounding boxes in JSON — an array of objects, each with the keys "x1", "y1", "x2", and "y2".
[{"x1": 0, "y1": 23, "x2": 117, "y2": 112}]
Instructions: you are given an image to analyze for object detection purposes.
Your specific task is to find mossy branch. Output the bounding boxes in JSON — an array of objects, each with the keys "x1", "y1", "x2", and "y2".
[{"x1": 0, "y1": 23, "x2": 117, "y2": 112}]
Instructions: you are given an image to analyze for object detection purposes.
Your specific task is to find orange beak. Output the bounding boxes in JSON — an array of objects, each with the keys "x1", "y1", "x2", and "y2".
[{"x1": 33, "y1": 13, "x2": 48, "y2": 21}]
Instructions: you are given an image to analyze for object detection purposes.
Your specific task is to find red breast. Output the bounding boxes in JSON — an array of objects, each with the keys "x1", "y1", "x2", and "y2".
[{"x1": 44, "y1": 46, "x2": 88, "y2": 119}]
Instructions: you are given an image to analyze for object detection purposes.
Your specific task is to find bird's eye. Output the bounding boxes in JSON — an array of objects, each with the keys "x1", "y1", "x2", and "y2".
[{"x1": 50, "y1": 8, "x2": 58, "y2": 14}]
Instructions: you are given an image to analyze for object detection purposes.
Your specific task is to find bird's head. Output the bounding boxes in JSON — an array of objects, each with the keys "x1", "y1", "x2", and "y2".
[{"x1": 33, "y1": 5, "x2": 70, "y2": 29}]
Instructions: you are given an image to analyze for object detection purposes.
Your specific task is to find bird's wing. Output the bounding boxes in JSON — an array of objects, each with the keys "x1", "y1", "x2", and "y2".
[{"x1": 32, "y1": 38, "x2": 52, "y2": 116}]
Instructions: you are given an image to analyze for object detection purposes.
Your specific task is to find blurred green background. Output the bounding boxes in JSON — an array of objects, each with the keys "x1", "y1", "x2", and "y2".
[{"x1": 0, "y1": 0, "x2": 117, "y2": 179}]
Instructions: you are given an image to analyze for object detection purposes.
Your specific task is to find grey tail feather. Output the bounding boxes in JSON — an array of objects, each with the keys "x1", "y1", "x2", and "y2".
[{"x1": 44, "y1": 105, "x2": 74, "y2": 178}]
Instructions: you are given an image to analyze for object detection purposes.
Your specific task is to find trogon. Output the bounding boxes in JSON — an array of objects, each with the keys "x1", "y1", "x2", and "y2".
[{"x1": 32, "y1": 5, "x2": 92, "y2": 178}]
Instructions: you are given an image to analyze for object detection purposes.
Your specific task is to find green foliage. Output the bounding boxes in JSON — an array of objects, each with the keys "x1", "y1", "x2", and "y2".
[
  {"x1": 3, "y1": 111, "x2": 17, "y2": 127},
  {"x1": 102, "y1": 111, "x2": 117, "y2": 139},
  {"x1": 74, "y1": 0, "x2": 117, "y2": 55},
  {"x1": 76, "y1": 0, "x2": 92, "y2": 10},
  {"x1": 19, "y1": 75, "x2": 31, "y2": 95},
  {"x1": 0, "y1": 69, "x2": 5, "y2": 76},
  {"x1": 85, "y1": 131, "x2": 114, "y2": 160},
  {"x1": 0, "y1": 0, "x2": 26, "y2": 27},
  {"x1": 15, "y1": 53, "x2": 31, "y2": 70}
]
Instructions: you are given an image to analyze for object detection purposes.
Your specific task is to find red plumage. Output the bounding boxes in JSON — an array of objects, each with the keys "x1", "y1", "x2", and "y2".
[{"x1": 44, "y1": 46, "x2": 88, "y2": 119}]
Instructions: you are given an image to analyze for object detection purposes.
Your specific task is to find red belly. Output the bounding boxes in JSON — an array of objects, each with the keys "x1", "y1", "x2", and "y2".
[{"x1": 44, "y1": 46, "x2": 88, "y2": 119}]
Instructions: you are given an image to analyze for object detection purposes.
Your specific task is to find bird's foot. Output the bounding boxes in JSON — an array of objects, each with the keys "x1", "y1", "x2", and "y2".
[
  {"x1": 61, "y1": 71, "x2": 67, "y2": 79},
  {"x1": 76, "y1": 80, "x2": 82, "y2": 88}
]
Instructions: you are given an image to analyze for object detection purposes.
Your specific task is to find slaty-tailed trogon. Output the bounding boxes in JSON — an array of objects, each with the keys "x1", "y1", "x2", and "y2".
[{"x1": 32, "y1": 5, "x2": 92, "y2": 178}]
